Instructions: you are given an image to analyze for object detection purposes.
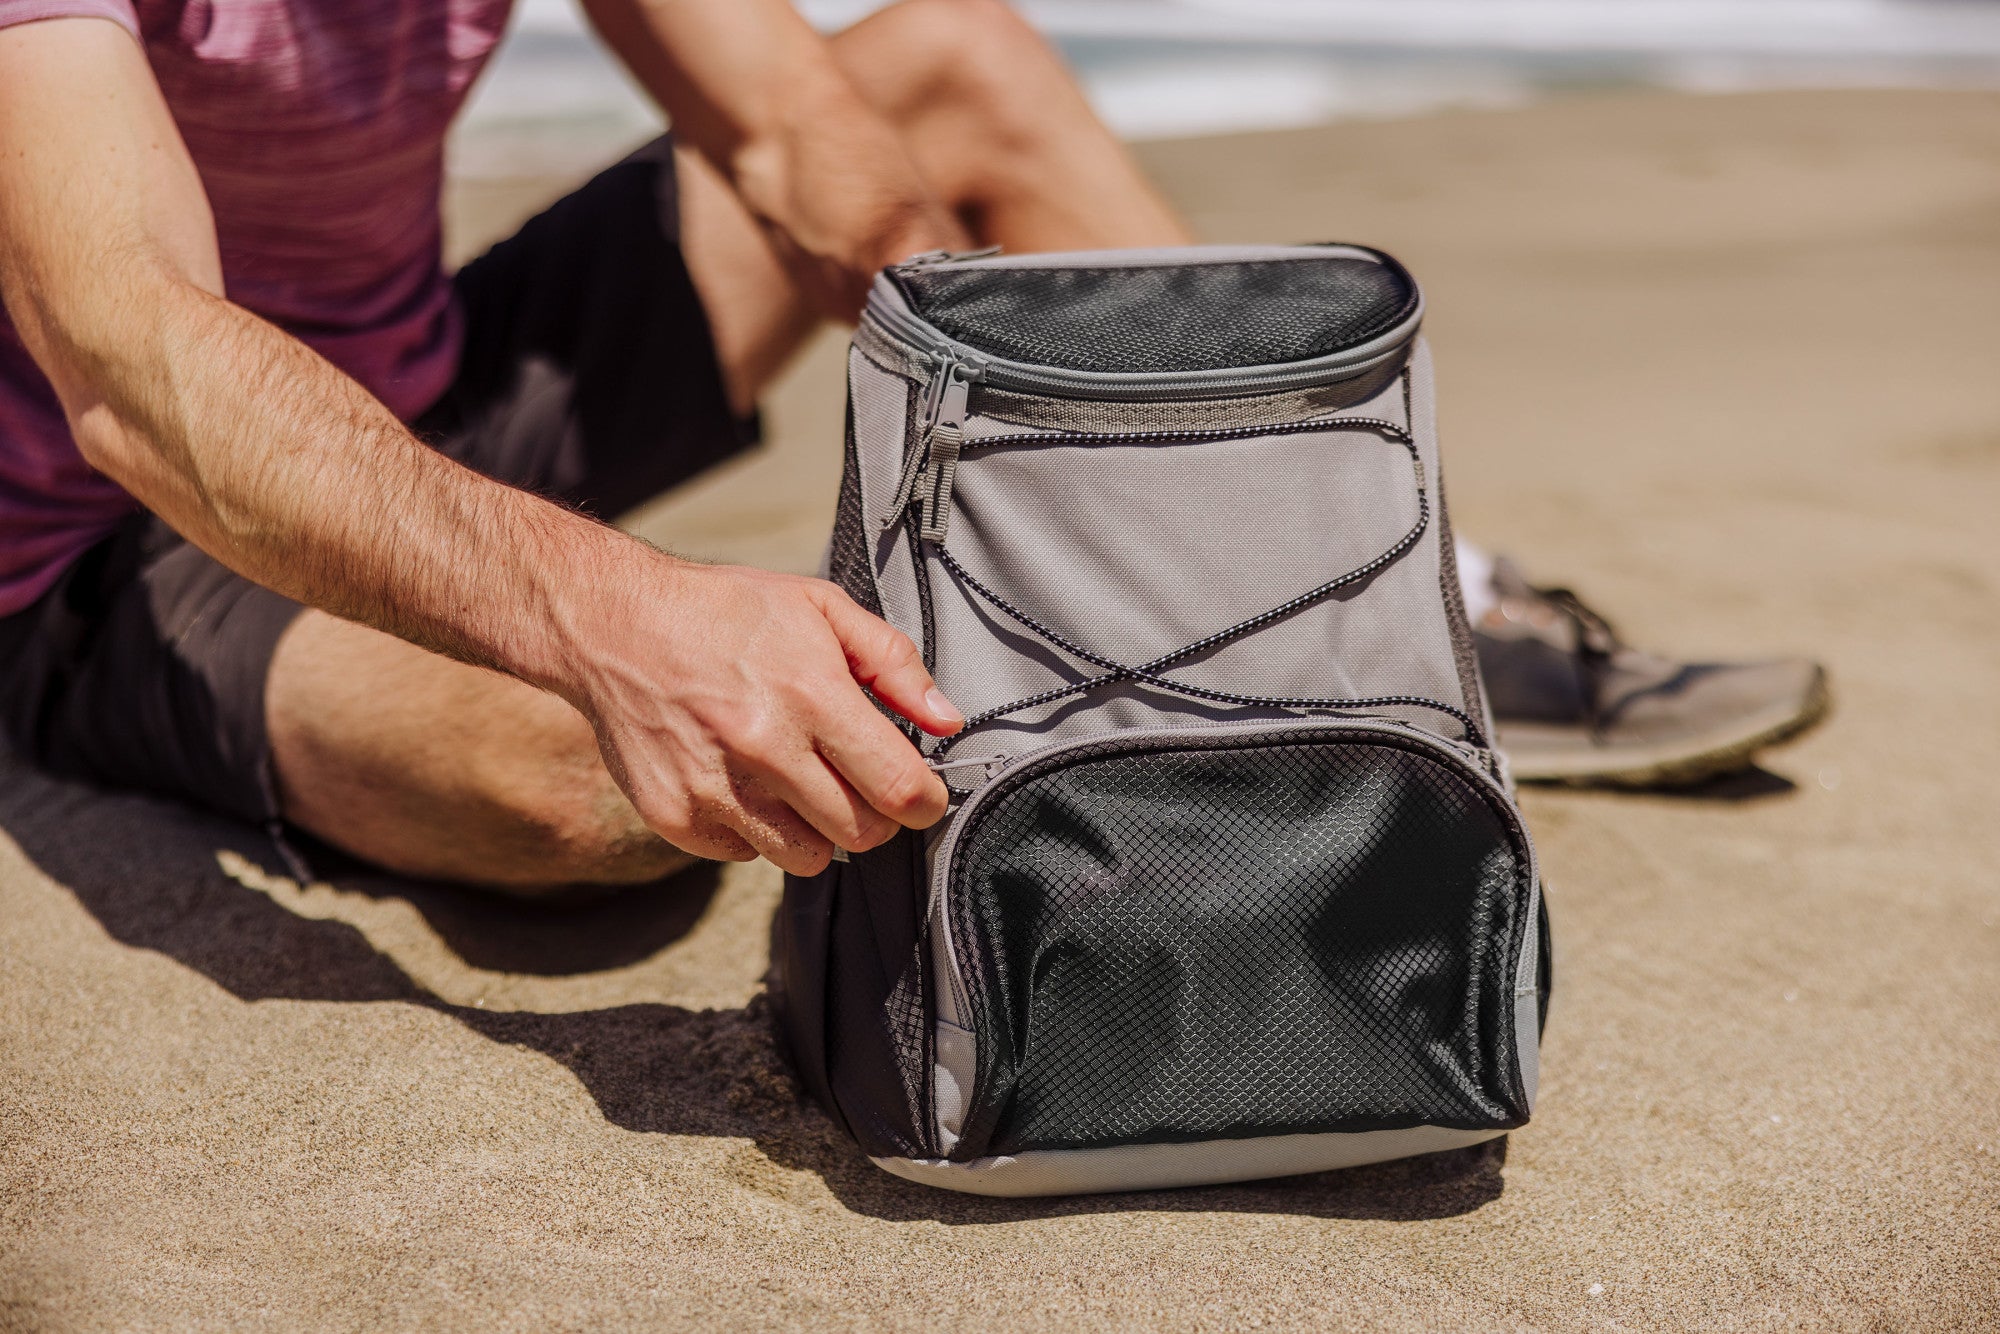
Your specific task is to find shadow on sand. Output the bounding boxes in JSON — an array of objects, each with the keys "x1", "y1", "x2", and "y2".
[
  {"x1": 1525, "y1": 763, "x2": 1800, "y2": 805},
  {"x1": 1, "y1": 754, "x2": 1509, "y2": 1225},
  {"x1": 1649, "y1": 764, "x2": 1799, "y2": 802}
]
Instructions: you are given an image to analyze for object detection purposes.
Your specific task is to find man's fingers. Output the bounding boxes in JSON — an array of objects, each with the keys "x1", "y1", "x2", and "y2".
[
  {"x1": 813, "y1": 698, "x2": 951, "y2": 830},
  {"x1": 752, "y1": 749, "x2": 902, "y2": 854},
  {"x1": 667, "y1": 818, "x2": 760, "y2": 864},
  {"x1": 805, "y1": 584, "x2": 956, "y2": 829},
  {"x1": 635, "y1": 785, "x2": 830, "y2": 874},
  {"x1": 814, "y1": 586, "x2": 963, "y2": 737},
  {"x1": 717, "y1": 766, "x2": 843, "y2": 876}
]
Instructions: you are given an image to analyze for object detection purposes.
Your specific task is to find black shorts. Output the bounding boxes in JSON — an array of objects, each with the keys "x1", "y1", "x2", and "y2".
[{"x1": 0, "y1": 137, "x2": 756, "y2": 825}]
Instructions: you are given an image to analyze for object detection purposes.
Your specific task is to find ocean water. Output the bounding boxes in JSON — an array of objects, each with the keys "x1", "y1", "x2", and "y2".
[{"x1": 450, "y1": 0, "x2": 2000, "y2": 177}]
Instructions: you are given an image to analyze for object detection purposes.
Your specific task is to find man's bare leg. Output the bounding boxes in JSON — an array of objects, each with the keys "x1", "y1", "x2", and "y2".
[
  {"x1": 829, "y1": 0, "x2": 1190, "y2": 253},
  {"x1": 268, "y1": 619, "x2": 686, "y2": 888},
  {"x1": 271, "y1": 0, "x2": 1195, "y2": 890}
]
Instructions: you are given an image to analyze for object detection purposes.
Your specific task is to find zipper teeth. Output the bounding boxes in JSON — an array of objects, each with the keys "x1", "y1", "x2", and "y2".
[
  {"x1": 865, "y1": 297, "x2": 1418, "y2": 402},
  {"x1": 960, "y1": 417, "x2": 1408, "y2": 451},
  {"x1": 894, "y1": 243, "x2": 1392, "y2": 273},
  {"x1": 926, "y1": 718, "x2": 1538, "y2": 1088},
  {"x1": 1011, "y1": 363, "x2": 1372, "y2": 400}
]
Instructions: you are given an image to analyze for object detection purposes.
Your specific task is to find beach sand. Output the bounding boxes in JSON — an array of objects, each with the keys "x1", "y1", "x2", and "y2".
[{"x1": 3, "y1": 89, "x2": 1997, "y2": 1330}]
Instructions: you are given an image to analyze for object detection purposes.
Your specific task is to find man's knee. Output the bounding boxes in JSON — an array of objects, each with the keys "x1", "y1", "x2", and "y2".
[
  {"x1": 857, "y1": 0, "x2": 1073, "y2": 146},
  {"x1": 888, "y1": 0, "x2": 1046, "y2": 51}
]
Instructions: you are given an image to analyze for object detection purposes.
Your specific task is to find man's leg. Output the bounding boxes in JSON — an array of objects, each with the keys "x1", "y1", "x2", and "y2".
[
  {"x1": 268, "y1": 617, "x2": 682, "y2": 887},
  {"x1": 826, "y1": 0, "x2": 1191, "y2": 253},
  {"x1": 271, "y1": 0, "x2": 1182, "y2": 890}
]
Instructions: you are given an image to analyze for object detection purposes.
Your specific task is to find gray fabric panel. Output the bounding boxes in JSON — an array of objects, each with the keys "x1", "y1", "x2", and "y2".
[
  {"x1": 1433, "y1": 470, "x2": 1493, "y2": 740},
  {"x1": 1412, "y1": 340, "x2": 1496, "y2": 743},
  {"x1": 871, "y1": 1124, "x2": 1505, "y2": 1197},
  {"x1": 1394, "y1": 339, "x2": 1474, "y2": 724},
  {"x1": 933, "y1": 1020, "x2": 974, "y2": 1152},
  {"x1": 960, "y1": 417, "x2": 1047, "y2": 444},
  {"x1": 1514, "y1": 876, "x2": 1544, "y2": 1109},
  {"x1": 922, "y1": 369, "x2": 1469, "y2": 765}
]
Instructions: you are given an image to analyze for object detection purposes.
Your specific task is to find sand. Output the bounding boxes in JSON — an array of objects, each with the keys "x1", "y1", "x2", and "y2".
[{"x1": 3, "y1": 88, "x2": 1998, "y2": 1331}]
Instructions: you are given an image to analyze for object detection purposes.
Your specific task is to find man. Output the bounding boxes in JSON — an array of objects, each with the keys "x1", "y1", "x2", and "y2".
[{"x1": 0, "y1": 0, "x2": 1825, "y2": 893}]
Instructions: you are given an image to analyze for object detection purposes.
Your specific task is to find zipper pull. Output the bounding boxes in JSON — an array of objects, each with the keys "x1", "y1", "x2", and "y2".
[
  {"x1": 918, "y1": 363, "x2": 976, "y2": 543},
  {"x1": 894, "y1": 245, "x2": 1003, "y2": 269},
  {"x1": 926, "y1": 752, "x2": 1012, "y2": 784},
  {"x1": 883, "y1": 355, "x2": 980, "y2": 536},
  {"x1": 884, "y1": 354, "x2": 955, "y2": 531}
]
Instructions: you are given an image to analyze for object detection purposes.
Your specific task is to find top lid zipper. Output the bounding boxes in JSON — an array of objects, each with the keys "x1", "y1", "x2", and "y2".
[{"x1": 896, "y1": 244, "x2": 1004, "y2": 267}]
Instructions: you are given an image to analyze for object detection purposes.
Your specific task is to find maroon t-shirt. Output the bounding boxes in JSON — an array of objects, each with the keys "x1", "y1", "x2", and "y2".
[{"x1": 0, "y1": 0, "x2": 515, "y2": 615}]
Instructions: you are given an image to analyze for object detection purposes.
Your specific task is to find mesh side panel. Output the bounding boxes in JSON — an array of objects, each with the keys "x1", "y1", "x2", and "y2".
[
  {"x1": 827, "y1": 398, "x2": 881, "y2": 616},
  {"x1": 949, "y1": 734, "x2": 1529, "y2": 1160},
  {"x1": 883, "y1": 825, "x2": 935, "y2": 1146},
  {"x1": 820, "y1": 831, "x2": 934, "y2": 1158},
  {"x1": 894, "y1": 258, "x2": 1417, "y2": 374},
  {"x1": 884, "y1": 951, "x2": 930, "y2": 1117}
]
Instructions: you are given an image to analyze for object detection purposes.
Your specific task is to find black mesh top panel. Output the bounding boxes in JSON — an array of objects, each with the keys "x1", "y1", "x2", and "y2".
[
  {"x1": 892, "y1": 256, "x2": 1418, "y2": 373},
  {"x1": 947, "y1": 732, "x2": 1530, "y2": 1160}
]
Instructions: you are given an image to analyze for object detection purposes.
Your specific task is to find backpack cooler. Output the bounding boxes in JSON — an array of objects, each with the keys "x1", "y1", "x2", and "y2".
[{"x1": 774, "y1": 243, "x2": 1552, "y2": 1197}]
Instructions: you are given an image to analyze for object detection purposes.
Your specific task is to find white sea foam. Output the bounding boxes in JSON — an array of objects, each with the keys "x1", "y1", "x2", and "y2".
[{"x1": 452, "y1": 0, "x2": 2000, "y2": 177}]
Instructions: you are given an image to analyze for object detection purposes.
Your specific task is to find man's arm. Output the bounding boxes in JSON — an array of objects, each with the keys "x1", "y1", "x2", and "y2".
[
  {"x1": 0, "y1": 17, "x2": 959, "y2": 873},
  {"x1": 582, "y1": 0, "x2": 973, "y2": 316}
]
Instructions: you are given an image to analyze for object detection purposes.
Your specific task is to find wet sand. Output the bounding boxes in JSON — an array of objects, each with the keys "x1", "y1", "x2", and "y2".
[{"x1": 3, "y1": 89, "x2": 1997, "y2": 1330}]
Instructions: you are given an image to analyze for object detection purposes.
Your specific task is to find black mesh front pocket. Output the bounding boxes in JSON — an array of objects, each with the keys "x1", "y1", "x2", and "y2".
[{"x1": 945, "y1": 729, "x2": 1533, "y2": 1160}]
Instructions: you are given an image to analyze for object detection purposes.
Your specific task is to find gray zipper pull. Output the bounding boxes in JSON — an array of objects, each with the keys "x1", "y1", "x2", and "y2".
[
  {"x1": 884, "y1": 355, "x2": 980, "y2": 537},
  {"x1": 925, "y1": 752, "x2": 1012, "y2": 784},
  {"x1": 918, "y1": 364, "x2": 976, "y2": 543},
  {"x1": 895, "y1": 244, "x2": 1003, "y2": 269},
  {"x1": 884, "y1": 354, "x2": 956, "y2": 530}
]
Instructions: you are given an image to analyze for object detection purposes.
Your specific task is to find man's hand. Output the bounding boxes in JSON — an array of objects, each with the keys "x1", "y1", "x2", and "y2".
[{"x1": 570, "y1": 556, "x2": 961, "y2": 874}]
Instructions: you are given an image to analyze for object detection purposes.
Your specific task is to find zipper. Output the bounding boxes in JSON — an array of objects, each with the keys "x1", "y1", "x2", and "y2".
[
  {"x1": 894, "y1": 242, "x2": 1390, "y2": 273},
  {"x1": 923, "y1": 716, "x2": 1533, "y2": 1068},
  {"x1": 922, "y1": 713, "x2": 1483, "y2": 792},
  {"x1": 863, "y1": 278, "x2": 1420, "y2": 404},
  {"x1": 956, "y1": 416, "x2": 1411, "y2": 453},
  {"x1": 897, "y1": 244, "x2": 1004, "y2": 266},
  {"x1": 883, "y1": 352, "x2": 983, "y2": 537}
]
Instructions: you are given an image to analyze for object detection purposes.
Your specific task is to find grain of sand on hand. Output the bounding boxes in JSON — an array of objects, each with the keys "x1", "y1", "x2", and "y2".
[{"x1": 2, "y1": 90, "x2": 1997, "y2": 1331}]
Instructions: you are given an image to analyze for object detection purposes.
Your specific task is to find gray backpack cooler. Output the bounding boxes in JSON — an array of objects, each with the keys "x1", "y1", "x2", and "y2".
[{"x1": 775, "y1": 244, "x2": 1550, "y2": 1197}]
